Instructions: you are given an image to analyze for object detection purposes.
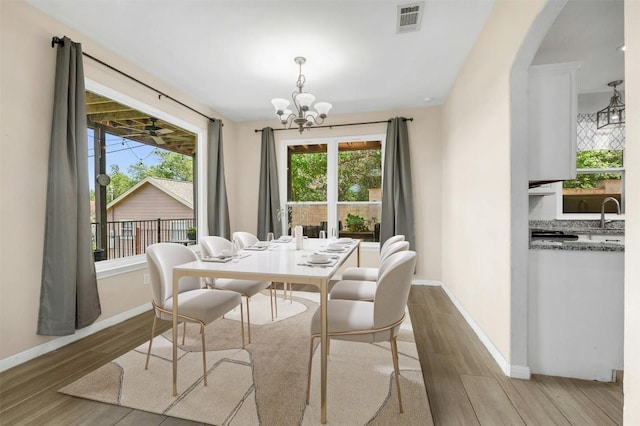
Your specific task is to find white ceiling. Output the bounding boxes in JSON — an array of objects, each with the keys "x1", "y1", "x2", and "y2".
[
  {"x1": 27, "y1": 0, "x2": 494, "y2": 121},
  {"x1": 27, "y1": 0, "x2": 625, "y2": 122},
  {"x1": 533, "y1": 0, "x2": 625, "y2": 95}
]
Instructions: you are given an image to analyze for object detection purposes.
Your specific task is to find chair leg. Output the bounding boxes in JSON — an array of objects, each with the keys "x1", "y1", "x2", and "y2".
[
  {"x1": 306, "y1": 336, "x2": 317, "y2": 405},
  {"x1": 390, "y1": 336, "x2": 403, "y2": 413},
  {"x1": 269, "y1": 283, "x2": 276, "y2": 321},
  {"x1": 201, "y1": 323, "x2": 208, "y2": 386},
  {"x1": 182, "y1": 322, "x2": 187, "y2": 345},
  {"x1": 245, "y1": 296, "x2": 252, "y2": 343},
  {"x1": 145, "y1": 315, "x2": 157, "y2": 370},
  {"x1": 274, "y1": 283, "x2": 279, "y2": 317},
  {"x1": 240, "y1": 301, "x2": 245, "y2": 348}
]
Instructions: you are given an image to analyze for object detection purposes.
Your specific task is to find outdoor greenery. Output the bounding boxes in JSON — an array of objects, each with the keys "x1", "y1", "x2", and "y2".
[
  {"x1": 338, "y1": 149, "x2": 382, "y2": 201},
  {"x1": 289, "y1": 148, "x2": 382, "y2": 202},
  {"x1": 344, "y1": 213, "x2": 368, "y2": 232},
  {"x1": 563, "y1": 150, "x2": 623, "y2": 189},
  {"x1": 187, "y1": 226, "x2": 197, "y2": 240},
  {"x1": 290, "y1": 152, "x2": 327, "y2": 201},
  {"x1": 106, "y1": 151, "x2": 193, "y2": 201}
]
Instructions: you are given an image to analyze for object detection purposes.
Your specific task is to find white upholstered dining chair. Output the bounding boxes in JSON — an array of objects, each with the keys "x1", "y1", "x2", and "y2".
[
  {"x1": 329, "y1": 240, "x2": 410, "y2": 302},
  {"x1": 340, "y1": 234, "x2": 405, "y2": 282},
  {"x1": 306, "y1": 250, "x2": 417, "y2": 413},
  {"x1": 200, "y1": 236, "x2": 276, "y2": 342},
  {"x1": 144, "y1": 243, "x2": 245, "y2": 386},
  {"x1": 232, "y1": 231, "x2": 259, "y2": 249}
]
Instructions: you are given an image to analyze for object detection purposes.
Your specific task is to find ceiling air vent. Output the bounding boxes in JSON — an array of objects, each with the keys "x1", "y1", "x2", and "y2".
[{"x1": 397, "y1": 2, "x2": 424, "y2": 33}]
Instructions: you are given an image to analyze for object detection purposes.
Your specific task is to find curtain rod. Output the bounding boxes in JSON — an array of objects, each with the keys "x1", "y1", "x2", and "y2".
[
  {"x1": 51, "y1": 36, "x2": 217, "y2": 123},
  {"x1": 253, "y1": 117, "x2": 413, "y2": 133}
]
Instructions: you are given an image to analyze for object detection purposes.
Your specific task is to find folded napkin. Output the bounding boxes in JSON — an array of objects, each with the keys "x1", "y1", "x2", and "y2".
[
  {"x1": 314, "y1": 253, "x2": 340, "y2": 259},
  {"x1": 201, "y1": 256, "x2": 232, "y2": 263},
  {"x1": 243, "y1": 245, "x2": 268, "y2": 251},
  {"x1": 298, "y1": 259, "x2": 338, "y2": 268}
]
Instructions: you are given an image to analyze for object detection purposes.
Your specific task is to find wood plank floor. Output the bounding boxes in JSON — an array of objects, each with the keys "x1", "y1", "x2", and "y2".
[{"x1": 0, "y1": 286, "x2": 623, "y2": 425}]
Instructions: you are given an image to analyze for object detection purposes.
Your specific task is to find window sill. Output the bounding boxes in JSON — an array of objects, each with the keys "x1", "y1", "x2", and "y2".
[{"x1": 95, "y1": 254, "x2": 148, "y2": 280}]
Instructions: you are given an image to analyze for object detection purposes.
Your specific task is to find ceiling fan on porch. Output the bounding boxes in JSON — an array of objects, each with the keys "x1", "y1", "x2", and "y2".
[{"x1": 121, "y1": 117, "x2": 174, "y2": 144}]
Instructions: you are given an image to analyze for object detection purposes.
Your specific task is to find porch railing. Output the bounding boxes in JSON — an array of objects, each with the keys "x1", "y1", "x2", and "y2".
[{"x1": 91, "y1": 218, "x2": 195, "y2": 261}]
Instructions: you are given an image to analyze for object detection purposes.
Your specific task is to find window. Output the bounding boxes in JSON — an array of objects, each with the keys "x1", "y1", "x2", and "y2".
[
  {"x1": 87, "y1": 89, "x2": 197, "y2": 261},
  {"x1": 561, "y1": 113, "x2": 625, "y2": 214},
  {"x1": 281, "y1": 135, "x2": 384, "y2": 242}
]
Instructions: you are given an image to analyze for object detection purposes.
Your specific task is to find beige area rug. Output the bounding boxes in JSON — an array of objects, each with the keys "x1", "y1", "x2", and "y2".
[{"x1": 60, "y1": 291, "x2": 431, "y2": 425}]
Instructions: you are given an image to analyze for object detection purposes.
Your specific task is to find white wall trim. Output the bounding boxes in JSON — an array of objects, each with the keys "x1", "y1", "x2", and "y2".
[
  {"x1": 412, "y1": 278, "x2": 442, "y2": 286},
  {"x1": 440, "y1": 281, "x2": 531, "y2": 379},
  {"x1": 0, "y1": 303, "x2": 151, "y2": 373},
  {"x1": 95, "y1": 255, "x2": 148, "y2": 279}
]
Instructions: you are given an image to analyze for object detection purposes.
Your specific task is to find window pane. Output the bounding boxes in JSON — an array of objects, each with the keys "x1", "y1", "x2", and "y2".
[
  {"x1": 286, "y1": 202, "x2": 328, "y2": 237},
  {"x1": 563, "y1": 171, "x2": 623, "y2": 213},
  {"x1": 87, "y1": 90, "x2": 196, "y2": 261},
  {"x1": 338, "y1": 203, "x2": 381, "y2": 242},
  {"x1": 337, "y1": 141, "x2": 382, "y2": 201},
  {"x1": 288, "y1": 145, "x2": 327, "y2": 202},
  {"x1": 575, "y1": 149, "x2": 623, "y2": 169}
]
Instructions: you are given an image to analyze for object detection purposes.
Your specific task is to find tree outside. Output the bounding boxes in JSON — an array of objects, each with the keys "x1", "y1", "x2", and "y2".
[
  {"x1": 562, "y1": 150, "x2": 623, "y2": 188},
  {"x1": 106, "y1": 151, "x2": 193, "y2": 202}
]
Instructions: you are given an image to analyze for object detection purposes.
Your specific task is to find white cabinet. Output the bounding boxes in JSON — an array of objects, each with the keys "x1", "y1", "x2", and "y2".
[
  {"x1": 528, "y1": 62, "x2": 580, "y2": 182},
  {"x1": 528, "y1": 249, "x2": 624, "y2": 381}
]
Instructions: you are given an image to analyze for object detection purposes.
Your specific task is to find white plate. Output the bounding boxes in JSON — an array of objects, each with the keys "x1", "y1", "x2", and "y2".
[
  {"x1": 336, "y1": 238, "x2": 354, "y2": 244},
  {"x1": 326, "y1": 247, "x2": 346, "y2": 252},
  {"x1": 308, "y1": 258, "x2": 332, "y2": 264}
]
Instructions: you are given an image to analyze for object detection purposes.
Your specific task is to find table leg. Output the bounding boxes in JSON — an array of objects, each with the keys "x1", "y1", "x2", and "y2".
[
  {"x1": 320, "y1": 280, "x2": 328, "y2": 424},
  {"x1": 172, "y1": 272, "x2": 179, "y2": 396}
]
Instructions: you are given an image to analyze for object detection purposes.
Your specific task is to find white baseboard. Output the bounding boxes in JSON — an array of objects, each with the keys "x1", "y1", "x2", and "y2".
[
  {"x1": 0, "y1": 303, "x2": 151, "y2": 373},
  {"x1": 439, "y1": 282, "x2": 531, "y2": 380},
  {"x1": 412, "y1": 278, "x2": 441, "y2": 286}
]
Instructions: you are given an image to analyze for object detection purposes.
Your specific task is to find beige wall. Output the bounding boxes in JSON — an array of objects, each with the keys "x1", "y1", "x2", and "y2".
[
  {"x1": 0, "y1": 1, "x2": 228, "y2": 359},
  {"x1": 231, "y1": 107, "x2": 443, "y2": 281},
  {"x1": 624, "y1": 1, "x2": 639, "y2": 423},
  {"x1": 441, "y1": 0, "x2": 545, "y2": 363}
]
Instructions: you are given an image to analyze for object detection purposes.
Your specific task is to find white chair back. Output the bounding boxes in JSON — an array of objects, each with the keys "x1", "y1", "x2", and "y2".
[
  {"x1": 233, "y1": 231, "x2": 259, "y2": 249},
  {"x1": 200, "y1": 236, "x2": 232, "y2": 257},
  {"x1": 380, "y1": 240, "x2": 409, "y2": 263},
  {"x1": 146, "y1": 243, "x2": 201, "y2": 309},
  {"x1": 380, "y1": 234, "x2": 405, "y2": 253},
  {"x1": 373, "y1": 251, "x2": 416, "y2": 331}
]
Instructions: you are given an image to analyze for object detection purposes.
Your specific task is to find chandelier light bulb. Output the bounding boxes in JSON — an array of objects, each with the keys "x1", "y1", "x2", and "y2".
[
  {"x1": 296, "y1": 93, "x2": 315, "y2": 110},
  {"x1": 271, "y1": 98, "x2": 290, "y2": 116},
  {"x1": 314, "y1": 102, "x2": 332, "y2": 118},
  {"x1": 271, "y1": 57, "x2": 331, "y2": 133}
]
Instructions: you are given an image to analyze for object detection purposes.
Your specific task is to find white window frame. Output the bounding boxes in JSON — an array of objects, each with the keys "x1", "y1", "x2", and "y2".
[{"x1": 278, "y1": 133, "x2": 386, "y2": 236}]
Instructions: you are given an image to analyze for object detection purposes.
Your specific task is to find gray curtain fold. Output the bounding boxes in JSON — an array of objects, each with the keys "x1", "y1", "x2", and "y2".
[
  {"x1": 380, "y1": 117, "x2": 415, "y2": 249},
  {"x1": 206, "y1": 119, "x2": 231, "y2": 239},
  {"x1": 257, "y1": 127, "x2": 282, "y2": 239},
  {"x1": 38, "y1": 37, "x2": 101, "y2": 335}
]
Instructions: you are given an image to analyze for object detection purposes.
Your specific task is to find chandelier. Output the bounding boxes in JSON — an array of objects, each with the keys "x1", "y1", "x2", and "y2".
[
  {"x1": 597, "y1": 80, "x2": 625, "y2": 129},
  {"x1": 271, "y1": 57, "x2": 332, "y2": 134}
]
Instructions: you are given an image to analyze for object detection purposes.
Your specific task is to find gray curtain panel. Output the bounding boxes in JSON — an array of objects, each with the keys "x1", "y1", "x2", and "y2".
[
  {"x1": 38, "y1": 37, "x2": 101, "y2": 335},
  {"x1": 206, "y1": 119, "x2": 231, "y2": 239},
  {"x1": 257, "y1": 127, "x2": 282, "y2": 239},
  {"x1": 380, "y1": 117, "x2": 415, "y2": 249}
]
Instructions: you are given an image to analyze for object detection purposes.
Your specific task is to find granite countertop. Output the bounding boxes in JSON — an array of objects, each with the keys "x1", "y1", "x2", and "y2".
[{"x1": 529, "y1": 220, "x2": 624, "y2": 252}]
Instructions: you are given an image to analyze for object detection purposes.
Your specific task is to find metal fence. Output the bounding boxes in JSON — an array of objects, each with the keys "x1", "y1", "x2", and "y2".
[{"x1": 91, "y1": 218, "x2": 195, "y2": 261}]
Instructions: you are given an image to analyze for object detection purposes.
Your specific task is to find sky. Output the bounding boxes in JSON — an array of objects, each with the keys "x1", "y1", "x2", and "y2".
[{"x1": 87, "y1": 128, "x2": 161, "y2": 191}]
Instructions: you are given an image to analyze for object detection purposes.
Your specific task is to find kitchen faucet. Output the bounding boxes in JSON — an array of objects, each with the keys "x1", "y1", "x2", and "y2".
[{"x1": 600, "y1": 197, "x2": 621, "y2": 228}]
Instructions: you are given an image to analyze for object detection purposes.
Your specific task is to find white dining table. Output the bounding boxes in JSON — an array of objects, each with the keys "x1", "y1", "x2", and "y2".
[{"x1": 171, "y1": 237, "x2": 360, "y2": 424}]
